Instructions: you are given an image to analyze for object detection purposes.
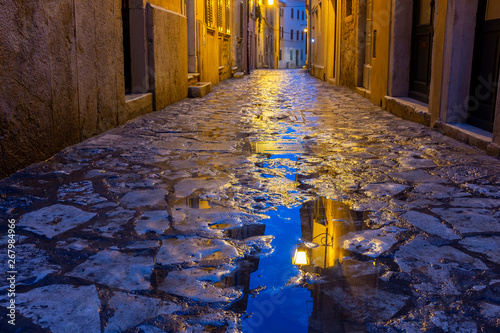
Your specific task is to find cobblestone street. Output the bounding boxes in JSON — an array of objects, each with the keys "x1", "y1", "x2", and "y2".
[{"x1": 2, "y1": 69, "x2": 500, "y2": 332}]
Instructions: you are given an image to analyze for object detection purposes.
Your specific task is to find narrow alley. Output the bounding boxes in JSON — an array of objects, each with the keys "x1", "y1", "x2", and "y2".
[{"x1": 2, "y1": 70, "x2": 500, "y2": 332}]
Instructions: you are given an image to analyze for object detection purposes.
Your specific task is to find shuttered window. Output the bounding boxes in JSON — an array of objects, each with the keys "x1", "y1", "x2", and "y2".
[
  {"x1": 225, "y1": 0, "x2": 230, "y2": 34},
  {"x1": 218, "y1": 0, "x2": 223, "y2": 32},
  {"x1": 206, "y1": 0, "x2": 213, "y2": 28}
]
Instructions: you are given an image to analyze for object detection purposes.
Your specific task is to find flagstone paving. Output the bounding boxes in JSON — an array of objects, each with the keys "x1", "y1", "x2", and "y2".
[{"x1": 1, "y1": 69, "x2": 499, "y2": 332}]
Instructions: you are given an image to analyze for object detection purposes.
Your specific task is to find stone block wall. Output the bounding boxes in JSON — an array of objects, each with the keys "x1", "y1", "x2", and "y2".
[
  {"x1": 147, "y1": 4, "x2": 188, "y2": 110},
  {"x1": 0, "y1": 0, "x2": 125, "y2": 178}
]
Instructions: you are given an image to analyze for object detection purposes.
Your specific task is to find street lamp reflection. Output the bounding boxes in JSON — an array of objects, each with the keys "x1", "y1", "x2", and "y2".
[
  {"x1": 292, "y1": 197, "x2": 356, "y2": 273},
  {"x1": 292, "y1": 245, "x2": 309, "y2": 266}
]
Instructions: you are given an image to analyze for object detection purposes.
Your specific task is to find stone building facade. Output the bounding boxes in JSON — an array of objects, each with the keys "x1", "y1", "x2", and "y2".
[
  {"x1": 307, "y1": 0, "x2": 500, "y2": 157},
  {"x1": 0, "y1": 0, "x2": 280, "y2": 178}
]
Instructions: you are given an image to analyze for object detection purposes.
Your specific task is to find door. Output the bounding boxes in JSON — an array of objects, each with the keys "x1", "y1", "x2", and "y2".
[
  {"x1": 467, "y1": 0, "x2": 500, "y2": 132},
  {"x1": 409, "y1": 0, "x2": 435, "y2": 103},
  {"x1": 296, "y1": 50, "x2": 299, "y2": 67},
  {"x1": 362, "y1": 0, "x2": 372, "y2": 90}
]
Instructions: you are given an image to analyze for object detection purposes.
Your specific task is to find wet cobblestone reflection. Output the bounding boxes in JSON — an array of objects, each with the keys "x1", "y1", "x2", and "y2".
[{"x1": 1, "y1": 70, "x2": 500, "y2": 332}]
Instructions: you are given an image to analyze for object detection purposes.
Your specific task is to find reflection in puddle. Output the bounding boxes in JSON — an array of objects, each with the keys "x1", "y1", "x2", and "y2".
[
  {"x1": 226, "y1": 197, "x2": 383, "y2": 332},
  {"x1": 298, "y1": 198, "x2": 355, "y2": 270}
]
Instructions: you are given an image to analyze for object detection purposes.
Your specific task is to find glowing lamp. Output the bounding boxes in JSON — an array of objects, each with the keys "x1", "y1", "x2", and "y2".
[
  {"x1": 268, "y1": 0, "x2": 274, "y2": 5},
  {"x1": 292, "y1": 246, "x2": 309, "y2": 266}
]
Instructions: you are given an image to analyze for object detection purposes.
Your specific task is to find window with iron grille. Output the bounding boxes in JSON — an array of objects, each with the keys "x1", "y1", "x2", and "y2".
[
  {"x1": 206, "y1": 0, "x2": 213, "y2": 28},
  {"x1": 218, "y1": 0, "x2": 223, "y2": 31},
  {"x1": 291, "y1": 8, "x2": 294, "y2": 19},
  {"x1": 291, "y1": 29, "x2": 293, "y2": 40},
  {"x1": 296, "y1": 30, "x2": 299, "y2": 40}
]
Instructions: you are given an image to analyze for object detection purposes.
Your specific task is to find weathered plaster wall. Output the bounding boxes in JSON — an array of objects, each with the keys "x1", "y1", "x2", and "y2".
[
  {"x1": 147, "y1": 4, "x2": 188, "y2": 110},
  {"x1": 146, "y1": 0, "x2": 183, "y2": 13},
  {"x1": 388, "y1": 0, "x2": 412, "y2": 97},
  {"x1": 339, "y1": 0, "x2": 361, "y2": 88},
  {"x1": 0, "y1": 0, "x2": 125, "y2": 178}
]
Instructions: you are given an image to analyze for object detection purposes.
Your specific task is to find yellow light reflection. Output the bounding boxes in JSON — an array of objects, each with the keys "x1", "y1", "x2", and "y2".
[{"x1": 299, "y1": 197, "x2": 356, "y2": 270}]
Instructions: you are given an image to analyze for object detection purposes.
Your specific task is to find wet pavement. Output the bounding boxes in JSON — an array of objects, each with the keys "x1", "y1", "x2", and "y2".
[{"x1": 1, "y1": 69, "x2": 500, "y2": 332}]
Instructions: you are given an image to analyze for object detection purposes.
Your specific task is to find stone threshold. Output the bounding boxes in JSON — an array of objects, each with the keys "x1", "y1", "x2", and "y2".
[
  {"x1": 356, "y1": 86, "x2": 372, "y2": 100},
  {"x1": 125, "y1": 93, "x2": 153, "y2": 121},
  {"x1": 188, "y1": 73, "x2": 200, "y2": 86},
  {"x1": 434, "y1": 122, "x2": 499, "y2": 157},
  {"x1": 385, "y1": 96, "x2": 431, "y2": 126}
]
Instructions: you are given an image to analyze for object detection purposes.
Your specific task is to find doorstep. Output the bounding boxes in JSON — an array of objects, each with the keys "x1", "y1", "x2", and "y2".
[
  {"x1": 434, "y1": 122, "x2": 499, "y2": 157},
  {"x1": 188, "y1": 82, "x2": 212, "y2": 98},
  {"x1": 385, "y1": 96, "x2": 431, "y2": 126},
  {"x1": 125, "y1": 93, "x2": 153, "y2": 121}
]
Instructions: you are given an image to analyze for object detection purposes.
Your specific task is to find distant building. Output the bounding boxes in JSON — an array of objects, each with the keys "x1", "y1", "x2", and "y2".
[{"x1": 279, "y1": 0, "x2": 307, "y2": 69}]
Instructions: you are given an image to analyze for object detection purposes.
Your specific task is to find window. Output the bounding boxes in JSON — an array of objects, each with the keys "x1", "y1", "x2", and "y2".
[
  {"x1": 279, "y1": 49, "x2": 282, "y2": 60},
  {"x1": 225, "y1": 0, "x2": 230, "y2": 34},
  {"x1": 206, "y1": 0, "x2": 213, "y2": 28},
  {"x1": 291, "y1": 8, "x2": 294, "y2": 19},
  {"x1": 301, "y1": 31, "x2": 304, "y2": 40},
  {"x1": 302, "y1": 11, "x2": 304, "y2": 20},
  {"x1": 290, "y1": 49, "x2": 293, "y2": 60},
  {"x1": 301, "y1": 49, "x2": 303, "y2": 60},
  {"x1": 346, "y1": 0, "x2": 352, "y2": 17},
  {"x1": 296, "y1": 30, "x2": 299, "y2": 40},
  {"x1": 239, "y1": 3, "x2": 243, "y2": 37},
  {"x1": 217, "y1": 0, "x2": 223, "y2": 31},
  {"x1": 291, "y1": 29, "x2": 293, "y2": 40}
]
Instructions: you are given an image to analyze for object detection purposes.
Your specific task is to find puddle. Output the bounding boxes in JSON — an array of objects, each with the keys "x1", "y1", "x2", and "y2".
[{"x1": 221, "y1": 197, "x2": 374, "y2": 332}]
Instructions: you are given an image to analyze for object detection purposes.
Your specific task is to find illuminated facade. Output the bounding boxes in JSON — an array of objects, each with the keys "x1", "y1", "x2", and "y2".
[
  {"x1": 0, "y1": 0, "x2": 282, "y2": 177},
  {"x1": 306, "y1": 0, "x2": 500, "y2": 158}
]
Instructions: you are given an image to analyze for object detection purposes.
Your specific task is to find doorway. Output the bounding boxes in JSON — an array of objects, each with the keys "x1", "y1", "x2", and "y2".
[
  {"x1": 467, "y1": 0, "x2": 500, "y2": 132},
  {"x1": 409, "y1": 0, "x2": 435, "y2": 103}
]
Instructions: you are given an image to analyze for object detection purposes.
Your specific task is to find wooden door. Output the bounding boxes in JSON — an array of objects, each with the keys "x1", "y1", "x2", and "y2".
[
  {"x1": 409, "y1": 0, "x2": 435, "y2": 103},
  {"x1": 467, "y1": 0, "x2": 500, "y2": 132}
]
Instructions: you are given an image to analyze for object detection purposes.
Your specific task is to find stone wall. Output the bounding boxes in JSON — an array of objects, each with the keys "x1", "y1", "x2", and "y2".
[
  {"x1": 146, "y1": 4, "x2": 188, "y2": 110},
  {"x1": 339, "y1": 0, "x2": 364, "y2": 89},
  {"x1": 0, "y1": 0, "x2": 125, "y2": 178}
]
